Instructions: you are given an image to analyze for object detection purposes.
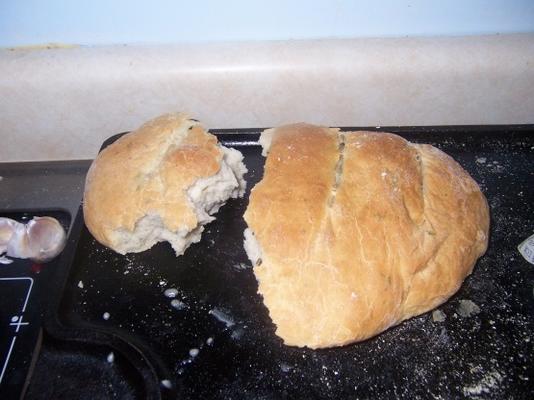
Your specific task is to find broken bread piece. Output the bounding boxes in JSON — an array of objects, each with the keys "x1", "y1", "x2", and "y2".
[
  {"x1": 83, "y1": 113, "x2": 247, "y2": 255},
  {"x1": 243, "y1": 123, "x2": 489, "y2": 349}
]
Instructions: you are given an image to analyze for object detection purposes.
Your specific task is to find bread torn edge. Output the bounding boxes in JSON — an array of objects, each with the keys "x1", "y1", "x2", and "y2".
[
  {"x1": 258, "y1": 128, "x2": 275, "y2": 156},
  {"x1": 242, "y1": 128, "x2": 275, "y2": 267},
  {"x1": 243, "y1": 127, "x2": 350, "y2": 347},
  {"x1": 110, "y1": 124, "x2": 248, "y2": 256}
]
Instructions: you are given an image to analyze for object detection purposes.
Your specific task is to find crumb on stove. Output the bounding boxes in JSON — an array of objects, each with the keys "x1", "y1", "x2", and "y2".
[
  {"x1": 77, "y1": 280, "x2": 84, "y2": 289},
  {"x1": 432, "y1": 310, "x2": 446, "y2": 322},
  {"x1": 280, "y1": 362, "x2": 293, "y2": 373},
  {"x1": 102, "y1": 312, "x2": 110, "y2": 320},
  {"x1": 189, "y1": 348, "x2": 199, "y2": 357},
  {"x1": 233, "y1": 263, "x2": 251, "y2": 270},
  {"x1": 106, "y1": 352, "x2": 114, "y2": 363},
  {"x1": 457, "y1": 300, "x2": 481, "y2": 318},
  {"x1": 164, "y1": 288, "x2": 178, "y2": 298}
]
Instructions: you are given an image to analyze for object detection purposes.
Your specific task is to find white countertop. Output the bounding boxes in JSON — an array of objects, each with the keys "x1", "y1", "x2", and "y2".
[{"x1": 1, "y1": 34, "x2": 533, "y2": 162}]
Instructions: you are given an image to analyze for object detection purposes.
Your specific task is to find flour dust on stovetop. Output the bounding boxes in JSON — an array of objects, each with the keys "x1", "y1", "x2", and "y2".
[
  {"x1": 209, "y1": 308, "x2": 235, "y2": 328},
  {"x1": 170, "y1": 299, "x2": 187, "y2": 310},
  {"x1": 49, "y1": 129, "x2": 534, "y2": 399},
  {"x1": 232, "y1": 262, "x2": 252, "y2": 271}
]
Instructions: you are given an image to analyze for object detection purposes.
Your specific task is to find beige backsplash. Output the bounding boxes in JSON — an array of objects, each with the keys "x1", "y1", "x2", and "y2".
[{"x1": 1, "y1": 34, "x2": 533, "y2": 162}]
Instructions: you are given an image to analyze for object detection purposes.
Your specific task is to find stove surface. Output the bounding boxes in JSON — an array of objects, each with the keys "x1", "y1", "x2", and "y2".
[
  {"x1": 3, "y1": 126, "x2": 533, "y2": 399},
  {"x1": 0, "y1": 211, "x2": 70, "y2": 399}
]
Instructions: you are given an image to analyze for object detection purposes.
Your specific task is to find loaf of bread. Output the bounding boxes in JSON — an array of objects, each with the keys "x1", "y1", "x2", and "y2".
[
  {"x1": 84, "y1": 113, "x2": 247, "y2": 255},
  {"x1": 244, "y1": 123, "x2": 489, "y2": 349}
]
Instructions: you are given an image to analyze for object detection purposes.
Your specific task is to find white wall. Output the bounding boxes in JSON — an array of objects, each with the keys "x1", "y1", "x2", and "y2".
[{"x1": 1, "y1": 0, "x2": 534, "y2": 47}]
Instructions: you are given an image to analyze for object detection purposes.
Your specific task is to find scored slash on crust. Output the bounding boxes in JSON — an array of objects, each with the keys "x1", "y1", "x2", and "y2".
[{"x1": 242, "y1": 123, "x2": 489, "y2": 349}]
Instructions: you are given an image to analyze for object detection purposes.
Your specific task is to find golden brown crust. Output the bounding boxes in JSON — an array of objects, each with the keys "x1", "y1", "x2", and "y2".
[
  {"x1": 245, "y1": 123, "x2": 340, "y2": 262},
  {"x1": 83, "y1": 113, "x2": 223, "y2": 252},
  {"x1": 244, "y1": 124, "x2": 489, "y2": 349}
]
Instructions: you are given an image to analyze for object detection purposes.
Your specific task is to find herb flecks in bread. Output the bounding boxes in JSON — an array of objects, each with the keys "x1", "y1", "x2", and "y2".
[{"x1": 244, "y1": 123, "x2": 489, "y2": 349}]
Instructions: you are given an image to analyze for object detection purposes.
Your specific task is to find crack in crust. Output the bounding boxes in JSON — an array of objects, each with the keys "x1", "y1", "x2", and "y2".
[
  {"x1": 243, "y1": 124, "x2": 489, "y2": 349},
  {"x1": 327, "y1": 132, "x2": 346, "y2": 207}
]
